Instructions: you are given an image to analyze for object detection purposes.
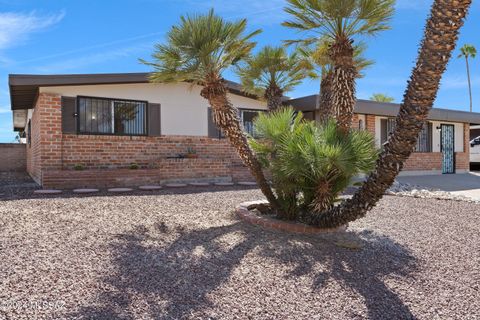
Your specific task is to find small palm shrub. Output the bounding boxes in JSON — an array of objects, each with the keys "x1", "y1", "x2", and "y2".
[{"x1": 250, "y1": 108, "x2": 378, "y2": 221}]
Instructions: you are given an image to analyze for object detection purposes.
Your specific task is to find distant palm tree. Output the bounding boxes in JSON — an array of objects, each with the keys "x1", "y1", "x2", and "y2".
[
  {"x1": 140, "y1": 10, "x2": 278, "y2": 208},
  {"x1": 370, "y1": 93, "x2": 395, "y2": 103},
  {"x1": 309, "y1": 0, "x2": 472, "y2": 228},
  {"x1": 236, "y1": 46, "x2": 313, "y2": 110},
  {"x1": 458, "y1": 44, "x2": 477, "y2": 112},
  {"x1": 283, "y1": 0, "x2": 395, "y2": 132}
]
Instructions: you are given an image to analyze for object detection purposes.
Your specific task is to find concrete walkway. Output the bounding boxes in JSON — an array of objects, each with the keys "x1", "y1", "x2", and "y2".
[{"x1": 397, "y1": 172, "x2": 480, "y2": 200}]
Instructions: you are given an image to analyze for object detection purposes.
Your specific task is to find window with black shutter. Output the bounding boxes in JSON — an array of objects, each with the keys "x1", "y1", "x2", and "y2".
[{"x1": 77, "y1": 96, "x2": 147, "y2": 136}]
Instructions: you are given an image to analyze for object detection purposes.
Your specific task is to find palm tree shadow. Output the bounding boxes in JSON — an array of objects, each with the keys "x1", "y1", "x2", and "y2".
[
  {"x1": 260, "y1": 230, "x2": 418, "y2": 319},
  {"x1": 67, "y1": 221, "x2": 417, "y2": 319}
]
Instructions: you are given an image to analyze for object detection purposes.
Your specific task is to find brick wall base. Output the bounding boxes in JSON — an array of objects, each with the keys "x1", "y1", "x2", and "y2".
[{"x1": 42, "y1": 160, "x2": 236, "y2": 189}]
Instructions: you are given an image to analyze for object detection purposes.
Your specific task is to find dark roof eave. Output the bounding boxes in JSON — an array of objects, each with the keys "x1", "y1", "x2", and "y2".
[
  {"x1": 287, "y1": 96, "x2": 480, "y2": 125},
  {"x1": 8, "y1": 73, "x2": 265, "y2": 110}
]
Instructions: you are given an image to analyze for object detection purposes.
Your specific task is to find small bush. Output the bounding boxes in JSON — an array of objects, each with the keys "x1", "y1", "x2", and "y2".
[
  {"x1": 73, "y1": 164, "x2": 85, "y2": 171},
  {"x1": 250, "y1": 107, "x2": 379, "y2": 220},
  {"x1": 129, "y1": 163, "x2": 140, "y2": 170}
]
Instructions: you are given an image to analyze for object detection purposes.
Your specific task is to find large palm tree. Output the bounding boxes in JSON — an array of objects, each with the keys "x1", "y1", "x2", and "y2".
[
  {"x1": 236, "y1": 46, "x2": 312, "y2": 110},
  {"x1": 298, "y1": 40, "x2": 373, "y2": 123},
  {"x1": 140, "y1": 10, "x2": 279, "y2": 208},
  {"x1": 305, "y1": 0, "x2": 473, "y2": 228},
  {"x1": 283, "y1": 0, "x2": 395, "y2": 132},
  {"x1": 458, "y1": 44, "x2": 477, "y2": 112}
]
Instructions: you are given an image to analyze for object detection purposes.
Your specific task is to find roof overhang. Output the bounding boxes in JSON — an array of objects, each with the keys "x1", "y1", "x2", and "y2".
[
  {"x1": 287, "y1": 95, "x2": 480, "y2": 125},
  {"x1": 8, "y1": 73, "x2": 258, "y2": 111}
]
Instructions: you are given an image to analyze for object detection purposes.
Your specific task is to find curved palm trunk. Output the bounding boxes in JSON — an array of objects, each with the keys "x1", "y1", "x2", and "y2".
[
  {"x1": 265, "y1": 84, "x2": 284, "y2": 111},
  {"x1": 306, "y1": 0, "x2": 472, "y2": 228},
  {"x1": 329, "y1": 37, "x2": 357, "y2": 133},
  {"x1": 200, "y1": 76, "x2": 279, "y2": 210}
]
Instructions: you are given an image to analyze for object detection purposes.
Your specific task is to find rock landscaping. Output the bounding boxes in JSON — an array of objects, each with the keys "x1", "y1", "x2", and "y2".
[
  {"x1": 386, "y1": 181, "x2": 479, "y2": 202},
  {"x1": 1, "y1": 188, "x2": 479, "y2": 319}
]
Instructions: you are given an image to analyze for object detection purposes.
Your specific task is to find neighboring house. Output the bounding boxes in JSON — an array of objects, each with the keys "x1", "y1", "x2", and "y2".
[{"x1": 8, "y1": 73, "x2": 480, "y2": 188}]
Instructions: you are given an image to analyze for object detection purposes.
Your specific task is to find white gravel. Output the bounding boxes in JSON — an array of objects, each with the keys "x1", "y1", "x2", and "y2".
[
  {"x1": 1, "y1": 187, "x2": 479, "y2": 319},
  {"x1": 387, "y1": 181, "x2": 479, "y2": 203}
]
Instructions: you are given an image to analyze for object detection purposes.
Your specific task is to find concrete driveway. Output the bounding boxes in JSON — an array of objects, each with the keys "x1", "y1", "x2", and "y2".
[{"x1": 397, "y1": 172, "x2": 480, "y2": 201}]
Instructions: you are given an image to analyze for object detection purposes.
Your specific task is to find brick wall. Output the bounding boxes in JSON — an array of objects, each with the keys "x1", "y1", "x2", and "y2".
[
  {"x1": 60, "y1": 134, "x2": 240, "y2": 169},
  {"x1": 365, "y1": 115, "x2": 376, "y2": 136},
  {"x1": 0, "y1": 144, "x2": 26, "y2": 171}
]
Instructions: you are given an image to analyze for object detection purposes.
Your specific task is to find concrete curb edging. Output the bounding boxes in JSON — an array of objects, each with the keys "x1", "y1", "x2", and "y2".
[{"x1": 236, "y1": 200, "x2": 347, "y2": 234}]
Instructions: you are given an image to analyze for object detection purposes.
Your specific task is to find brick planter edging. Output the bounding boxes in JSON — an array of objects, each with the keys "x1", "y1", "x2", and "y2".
[{"x1": 236, "y1": 200, "x2": 347, "y2": 234}]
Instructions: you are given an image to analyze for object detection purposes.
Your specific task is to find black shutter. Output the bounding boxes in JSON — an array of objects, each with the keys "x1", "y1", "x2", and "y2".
[
  {"x1": 148, "y1": 103, "x2": 161, "y2": 136},
  {"x1": 380, "y1": 118, "x2": 387, "y2": 145},
  {"x1": 208, "y1": 108, "x2": 221, "y2": 138},
  {"x1": 61, "y1": 96, "x2": 77, "y2": 133}
]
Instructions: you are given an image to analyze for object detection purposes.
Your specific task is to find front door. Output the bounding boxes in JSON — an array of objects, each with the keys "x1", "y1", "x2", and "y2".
[{"x1": 441, "y1": 124, "x2": 455, "y2": 174}]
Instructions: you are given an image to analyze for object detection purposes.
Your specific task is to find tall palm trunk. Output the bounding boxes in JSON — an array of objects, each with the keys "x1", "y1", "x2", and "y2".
[
  {"x1": 306, "y1": 0, "x2": 472, "y2": 228},
  {"x1": 317, "y1": 70, "x2": 334, "y2": 124},
  {"x1": 200, "y1": 75, "x2": 279, "y2": 211},
  {"x1": 265, "y1": 84, "x2": 284, "y2": 111},
  {"x1": 465, "y1": 56, "x2": 473, "y2": 112},
  {"x1": 329, "y1": 37, "x2": 357, "y2": 133}
]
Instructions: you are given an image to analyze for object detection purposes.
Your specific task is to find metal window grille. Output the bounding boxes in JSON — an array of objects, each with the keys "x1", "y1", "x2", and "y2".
[{"x1": 78, "y1": 97, "x2": 147, "y2": 135}]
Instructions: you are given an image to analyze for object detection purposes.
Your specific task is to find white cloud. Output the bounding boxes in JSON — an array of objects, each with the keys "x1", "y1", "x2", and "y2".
[
  {"x1": 441, "y1": 74, "x2": 480, "y2": 90},
  {"x1": 0, "y1": 11, "x2": 65, "y2": 50},
  {"x1": 34, "y1": 43, "x2": 151, "y2": 73}
]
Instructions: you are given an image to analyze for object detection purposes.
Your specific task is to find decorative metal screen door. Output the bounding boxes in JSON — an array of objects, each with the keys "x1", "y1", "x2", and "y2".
[{"x1": 441, "y1": 124, "x2": 455, "y2": 174}]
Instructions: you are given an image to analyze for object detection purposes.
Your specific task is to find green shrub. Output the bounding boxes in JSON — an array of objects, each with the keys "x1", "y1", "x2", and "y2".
[
  {"x1": 73, "y1": 164, "x2": 85, "y2": 171},
  {"x1": 250, "y1": 107, "x2": 378, "y2": 221},
  {"x1": 129, "y1": 163, "x2": 140, "y2": 170}
]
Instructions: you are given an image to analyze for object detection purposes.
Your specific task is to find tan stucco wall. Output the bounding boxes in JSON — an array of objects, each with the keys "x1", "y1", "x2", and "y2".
[{"x1": 39, "y1": 82, "x2": 268, "y2": 136}]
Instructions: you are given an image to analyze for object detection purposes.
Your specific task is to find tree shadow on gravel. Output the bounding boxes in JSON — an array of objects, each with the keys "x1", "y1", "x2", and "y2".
[{"x1": 66, "y1": 220, "x2": 418, "y2": 319}]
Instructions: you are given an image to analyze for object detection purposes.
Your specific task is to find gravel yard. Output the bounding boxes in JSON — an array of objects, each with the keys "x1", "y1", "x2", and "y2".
[{"x1": 1, "y1": 184, "x2": 479, "y2": 319}]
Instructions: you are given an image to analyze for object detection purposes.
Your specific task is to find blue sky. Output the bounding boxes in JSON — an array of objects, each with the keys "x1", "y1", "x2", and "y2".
[{"x1": 1, "y1": 0, "x2": 480, "y2": 142}]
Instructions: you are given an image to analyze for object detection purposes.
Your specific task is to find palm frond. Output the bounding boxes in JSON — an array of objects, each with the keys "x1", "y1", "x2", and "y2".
[
  {"x1": 250, "y1": 108, "x2": 379, "y2": 213},
  {"x1": 283, "y1": 0, "x2": 395, "y2": 39},
  {"x1": 140, "y1": 9, "x2": 261, "y2": 83},
  {"x1": 235, "y1": 46, "x2": 311, "y2": 97}
]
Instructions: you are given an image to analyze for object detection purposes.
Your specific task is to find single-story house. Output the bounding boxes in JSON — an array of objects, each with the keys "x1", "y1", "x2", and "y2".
[{"x1": 8, "y1": 73, "x2": 480, "y2": 188}]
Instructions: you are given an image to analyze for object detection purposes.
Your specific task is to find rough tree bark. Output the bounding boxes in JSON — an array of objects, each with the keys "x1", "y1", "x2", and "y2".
[
  {"x1": 317, "y1": 70, "x2": 334, "y2": 124},
  {"x1": 264, "y1": 84, "x2": 284, "y2": 111},
  {"x1": 306, "y1": 0, "x2": 473, "y2": 228},
  {"x1": 200, "y1": 75, "x2": 279, "y2": 210},
  {"x1": 328, "y1": 37, "x2": 357, "y2": 133}
]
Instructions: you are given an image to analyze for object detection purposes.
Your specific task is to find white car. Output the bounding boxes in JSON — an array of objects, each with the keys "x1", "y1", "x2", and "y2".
[{"x1": 471, "y1": 136, "x2": 480, "y2": 165}]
